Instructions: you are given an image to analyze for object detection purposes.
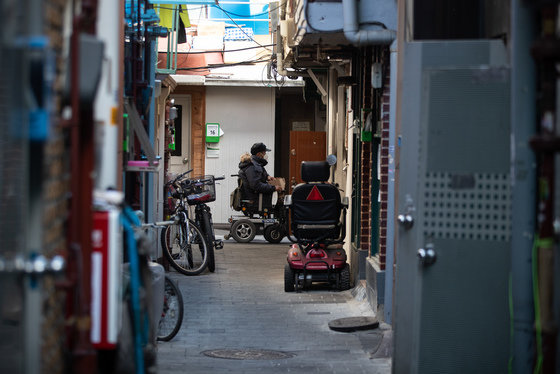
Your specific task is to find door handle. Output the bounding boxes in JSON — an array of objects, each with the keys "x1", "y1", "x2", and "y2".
[
  {"x1": 397, "y1": 214, "x2": 414, "y2": 229},
  {"x1": 182, "y1": 157, "x2": 188, "y2": 164},
  {"x1": 0, "y1": 254, "x2": 65, "y2": 275},
  {"x1": 417, "y1": 245, "x2": 436, "y2": 266}
]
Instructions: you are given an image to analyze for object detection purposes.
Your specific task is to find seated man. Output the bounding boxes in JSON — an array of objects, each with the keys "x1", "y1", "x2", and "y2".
[{"x1": 238, "y1": 143, "x2": 282, "y2": 211}]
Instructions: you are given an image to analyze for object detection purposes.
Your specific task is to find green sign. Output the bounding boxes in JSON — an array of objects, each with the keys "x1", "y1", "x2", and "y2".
[{"x1": 206, "y1": 123, "x2": 220, "y2": 143}]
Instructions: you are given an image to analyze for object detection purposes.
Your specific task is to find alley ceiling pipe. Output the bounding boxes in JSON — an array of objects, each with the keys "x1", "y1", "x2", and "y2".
[{"x1": 342, "y1": 0, "x2": 396, "y2": 45}]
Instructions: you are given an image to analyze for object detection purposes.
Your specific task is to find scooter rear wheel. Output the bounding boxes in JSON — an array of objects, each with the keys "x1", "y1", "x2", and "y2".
[
  {"x1": 231, "y1": 219, "x2": 257, "y2": 243},
  {"x1": 284, "y1": 264, "x2": 295, "y2": 292},
  {"x1": 338, "y1": 264, "x2": 351, "y2": 291}
]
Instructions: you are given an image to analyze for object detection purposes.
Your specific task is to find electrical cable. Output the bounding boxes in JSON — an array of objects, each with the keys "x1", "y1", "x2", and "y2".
[
  {"x1": 211, "y1": 2, "x2": 284, "y2": 18},
  {"x1": 213, "y1": 3, "x2": 273, "y2": 52},
  {"x1": 156, "y1": 5, "x2": 206, "y2": 12},
  {"x1": 175, "y1": 54, "x2": 272, "y2": 71},
  {"x1": 155, "y1": 3, "x2": 283, "y2": 23},
  {"x1": 174, "y1": 4, "x2": 207, "y2": 68},
  {"x1": 177, "y1": 43, "x2": 274, "y2": 54}
]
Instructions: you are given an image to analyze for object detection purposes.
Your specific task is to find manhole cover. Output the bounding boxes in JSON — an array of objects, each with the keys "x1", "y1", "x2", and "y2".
[
  {"x1": 328, "y1": 316, "x2": 379, "y2": 332},
  {"x1": 202, "y1": 349, "x2": 295, "y2": 360}
]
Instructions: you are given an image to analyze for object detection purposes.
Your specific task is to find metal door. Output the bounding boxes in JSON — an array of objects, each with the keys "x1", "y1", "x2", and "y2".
[
  {"x1": 289, "y1": 131, "x2": 326, "y2": 191},
  {"x1": 169, "y1": 96, "x2": 191, "y2": 175},
  {"x1": 394, "y1": 41, "x2": 511, "y2": 373}
]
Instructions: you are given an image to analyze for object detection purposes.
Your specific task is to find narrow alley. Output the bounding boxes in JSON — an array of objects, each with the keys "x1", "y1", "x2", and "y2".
[
  {"x1": 3, "y1": 1, "x2": 560, "y2": 372},
  {"x1": 156, "y1": 234, "x2": 392, "y2": 374}
]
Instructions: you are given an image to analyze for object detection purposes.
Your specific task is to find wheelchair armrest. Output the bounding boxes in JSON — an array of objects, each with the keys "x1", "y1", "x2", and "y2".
[
  {"x1": 342, "y1": 196, "x2": 349, "y2": 208},
  {"x1": 283, "y1": 195, "x2": 292, "y2": 207}
]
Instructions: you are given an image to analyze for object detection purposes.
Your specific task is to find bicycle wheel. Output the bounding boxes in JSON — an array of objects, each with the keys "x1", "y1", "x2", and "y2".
[
  {"x1": 200, "y1": 208, "x2": 216, "y2": 273},
  {"x1": 161, "y1": 220, "x2": 209, "y2": 275},
  {"x1": 157, "y1": 276, "x2": 184, "y2": 342}
]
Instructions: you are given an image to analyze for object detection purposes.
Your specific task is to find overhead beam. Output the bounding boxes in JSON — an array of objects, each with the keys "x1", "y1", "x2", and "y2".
[{"x1": 308, "y1": 69, "x2": 327, "y2": 98}]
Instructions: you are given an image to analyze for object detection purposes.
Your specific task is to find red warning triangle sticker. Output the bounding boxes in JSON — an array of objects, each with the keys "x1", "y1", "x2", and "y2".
[{"x1": 306, "y1": 185, "x2": 324, "y2": 201}]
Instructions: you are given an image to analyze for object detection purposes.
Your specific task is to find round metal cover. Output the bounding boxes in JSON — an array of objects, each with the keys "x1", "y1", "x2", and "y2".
[
  {"x1": 328, "y1": 316, "x2": 379, "y2": 332},
  {"x1": 202, "y1": 349, "x2": 295, "y2": 360}
]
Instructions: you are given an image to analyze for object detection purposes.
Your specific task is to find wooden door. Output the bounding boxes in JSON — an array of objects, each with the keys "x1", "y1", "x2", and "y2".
[{"x1": 289, "y1": 131, "x2": 326, "y2": 191}]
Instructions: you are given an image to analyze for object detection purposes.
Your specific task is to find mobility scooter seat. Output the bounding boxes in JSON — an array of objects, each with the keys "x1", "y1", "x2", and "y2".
[{"x1": 290, "y1": 161, "x2": 342, "y2": 242}]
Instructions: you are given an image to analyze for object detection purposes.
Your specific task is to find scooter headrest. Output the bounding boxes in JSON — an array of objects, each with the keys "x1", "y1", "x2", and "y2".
[{"x1": 301, "y1": 161, "x2": 330, "y2": 182}]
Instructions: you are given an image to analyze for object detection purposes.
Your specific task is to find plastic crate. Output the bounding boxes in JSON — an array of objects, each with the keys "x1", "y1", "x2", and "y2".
[{"x1": 185, "y1": 175, "x2": 216, "y2": 205}]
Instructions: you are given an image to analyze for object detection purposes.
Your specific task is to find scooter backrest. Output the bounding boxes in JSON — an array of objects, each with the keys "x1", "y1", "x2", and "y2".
[
  {"x1": 291, "y1": 161, "x2": 342, "y2": 241},
  {"x1": 291, "y1": 183, "x2": 341, "y2": 224},
  {"x1": 301, "y1": 161, "x2": 330, "y2": 183}
]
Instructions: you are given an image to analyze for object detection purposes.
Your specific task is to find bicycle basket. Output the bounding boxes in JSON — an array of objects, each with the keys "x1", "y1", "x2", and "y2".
[{"x1": 185, "y1": 175, "x2": 216, "y2": 204}]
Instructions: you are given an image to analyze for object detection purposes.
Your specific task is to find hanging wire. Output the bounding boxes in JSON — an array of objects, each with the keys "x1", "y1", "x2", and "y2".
[
  {"x1": 213, "y1": 3, "x2": 273, "y2": 52},
  {"x1": 175, "y1": 53, "x2": 272, "y2": 71}
]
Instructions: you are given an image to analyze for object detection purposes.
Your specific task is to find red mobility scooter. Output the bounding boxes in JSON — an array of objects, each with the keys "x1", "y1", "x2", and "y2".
[{"x1": 283, "y1": 157, "x2": 350, "y2": 292}]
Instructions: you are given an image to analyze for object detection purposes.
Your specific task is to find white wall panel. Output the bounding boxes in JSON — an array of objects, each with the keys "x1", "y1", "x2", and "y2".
[{"x1": 204, "y1": 86, "x2": 276, "y2": 224}]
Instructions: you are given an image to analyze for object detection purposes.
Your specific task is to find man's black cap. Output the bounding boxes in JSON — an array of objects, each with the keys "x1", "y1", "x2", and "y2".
[{"x1": 251, "y1": 142, "x2": 271, "y2": 155}]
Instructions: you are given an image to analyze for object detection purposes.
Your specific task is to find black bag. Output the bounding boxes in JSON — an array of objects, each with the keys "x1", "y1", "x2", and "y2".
[{"x1": 230, "y1": 179, "x2": 243, "y2": 211}]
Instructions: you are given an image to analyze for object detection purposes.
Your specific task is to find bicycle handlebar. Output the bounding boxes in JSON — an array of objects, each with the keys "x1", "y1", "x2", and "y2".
[
  {"x1": 184, "y1": 175, "x2": 224, "y2": 185},
  {"x1": 165, "y1": 169, "x2": 193, "y2": 187},
  {"x1": 140, "y1": 220, "x2": 175, "y2": 230}
]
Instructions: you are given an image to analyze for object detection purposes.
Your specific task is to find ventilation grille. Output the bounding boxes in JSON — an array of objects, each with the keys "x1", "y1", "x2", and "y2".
[{"x1": 422, "y1": 172, "x2": 511, "y2": 241}]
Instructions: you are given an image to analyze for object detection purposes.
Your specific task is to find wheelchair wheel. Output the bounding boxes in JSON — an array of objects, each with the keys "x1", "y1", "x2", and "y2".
[
  {"x1": 231, "y1": 219, "x2": 257, "y2": 243},
  {"x1": 263, "y1": 224, "x2": 284, "y2": 244}
]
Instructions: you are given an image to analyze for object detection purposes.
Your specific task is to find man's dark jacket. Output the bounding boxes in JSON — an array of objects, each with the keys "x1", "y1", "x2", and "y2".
[{"x1": 239, "y1": 155, "x2": 275, "y2": 202}]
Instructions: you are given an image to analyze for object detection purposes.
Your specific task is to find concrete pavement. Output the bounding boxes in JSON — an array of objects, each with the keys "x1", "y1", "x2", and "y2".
[{"x1": 156, "y1": 232, "x2": 392, "y2": 374}]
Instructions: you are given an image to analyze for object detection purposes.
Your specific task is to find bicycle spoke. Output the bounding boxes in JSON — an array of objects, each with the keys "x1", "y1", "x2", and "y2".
[
  {"x1": 161, "y1": 220, "x2": 209, "y2": 275},
  {"x1": 157, "y1": 277, "x2": 183, "y2": 341}
]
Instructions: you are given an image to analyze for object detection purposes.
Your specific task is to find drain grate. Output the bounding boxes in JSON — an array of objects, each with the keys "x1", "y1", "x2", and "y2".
[{"x1": 202, "y1": 349, "x2": 295, "y2": 360}]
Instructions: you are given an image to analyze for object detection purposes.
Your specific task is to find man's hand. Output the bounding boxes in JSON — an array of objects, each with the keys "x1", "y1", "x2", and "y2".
[
  {"x1": 275, "y1": 185, "x2": 282, "y2": 192},
  {"x1": 267, "y1": 176, "x2": 275, "y2": 181}
]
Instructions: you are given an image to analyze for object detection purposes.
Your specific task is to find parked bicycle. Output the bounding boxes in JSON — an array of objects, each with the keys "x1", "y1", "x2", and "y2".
[
  {"x1": 161, "y1": 171, "x2": 210, "y2": 275},
  {"x1": 136, "y1": 219, "x2": 184, "y2": 342},
  {"x1": 179, "y1": 174, "x2": 225, "y2": 273},
  {"x1": 156, "y1": 275, "x2": 183, "y2": 342}
]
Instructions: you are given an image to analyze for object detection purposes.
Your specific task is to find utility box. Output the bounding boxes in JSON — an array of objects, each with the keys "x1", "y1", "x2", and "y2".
[{"x1": 91, "y1": 209, "x2": 122, "y2": 349}]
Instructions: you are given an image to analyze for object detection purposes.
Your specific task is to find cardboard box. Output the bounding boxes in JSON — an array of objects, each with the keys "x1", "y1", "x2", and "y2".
[{"x1": 269, "y1": 177, "x2": 285, "y2": 191}]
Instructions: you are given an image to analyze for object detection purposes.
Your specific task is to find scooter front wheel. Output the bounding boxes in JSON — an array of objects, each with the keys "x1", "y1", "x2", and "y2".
[{"x1": 264, "y1": 224, "x2": 284, "y2": 244}]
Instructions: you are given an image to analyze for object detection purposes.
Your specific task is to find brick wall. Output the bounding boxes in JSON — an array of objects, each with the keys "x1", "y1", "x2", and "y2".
[
  {"x1": 42, "y1": 0, "x2": 72, "y2": 372},
  {"x1": 378, "y1": 65, "x2": 391, "y2": 271},
  {"x1": 360, "y1": 141, "x2": 372, "y2": 250},
  {"x1": 360, "y1": 53, "x2": 391, "y2": 272},
  {"x1": 360, "y1": 48, "x2": 373, "y2": 254}
]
